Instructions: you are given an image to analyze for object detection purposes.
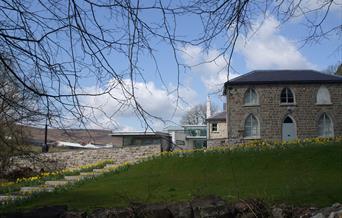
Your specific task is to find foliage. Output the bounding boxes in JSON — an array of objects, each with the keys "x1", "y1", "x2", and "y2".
[
  {"x1": 5, "y1": 138, "x2": 341, "y2": 211},
  {"x1": 324, "y1": 62, "x2": 342, "y2": 75},
  {"x1": 336, "y1": 64, "x2": 342, "y2": 76},
  {"x1": 0, "y1": 57, "x2": 44, "y2": 177},
  {"x1": 77, "y1": 160, "x2": 114, "y2": 172},
  {"x1": 181, "y1": 103, "x2": 218, "y2": 125}
]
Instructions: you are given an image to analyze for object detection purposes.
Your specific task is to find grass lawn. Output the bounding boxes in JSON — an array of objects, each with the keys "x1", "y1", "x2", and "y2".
[{"x1": 6, "y1": 141, "x2": 342, "y2": 211}]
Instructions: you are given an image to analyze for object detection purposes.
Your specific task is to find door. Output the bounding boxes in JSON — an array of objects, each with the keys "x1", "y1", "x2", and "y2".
[{"x1": 282, "y1": 116, "x2": 297, "y2": 141}]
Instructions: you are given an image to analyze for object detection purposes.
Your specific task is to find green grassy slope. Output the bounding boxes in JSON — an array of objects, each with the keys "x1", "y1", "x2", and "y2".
[{"x1": 10, "y1": 142, "x2": 342, "y2": 211}]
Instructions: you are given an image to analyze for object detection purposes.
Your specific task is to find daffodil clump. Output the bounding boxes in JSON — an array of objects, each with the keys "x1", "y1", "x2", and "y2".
[
  {"x1": 0, "y1": 159, "x2": 115, "y2": 194},
  {"x1": 233, "y1": 136, "x2": 342, "y2": 150},
  {"x1": 0, "y1": 182, "x2": 19, "y2": 196},
  {"x1": 160, "y1": 136, "x2": 342, "y2": 158},
  {"x1": 78, "y1": 159, "x2": 114, "y2": 171},
  {"x1": 104, "y1": 161, "x2": 131, "y2": 174},
  {"x1": 0, "y1": 182, "x2": 14, "y2": 187},
  {"x1": 15, "y1": 171, "x2": 63, "y2": 185}
]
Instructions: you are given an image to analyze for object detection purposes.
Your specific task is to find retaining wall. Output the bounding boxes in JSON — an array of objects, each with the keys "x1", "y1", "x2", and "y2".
[{"x1": 10, "y1": 145, "x2": 161, "y2": 173}]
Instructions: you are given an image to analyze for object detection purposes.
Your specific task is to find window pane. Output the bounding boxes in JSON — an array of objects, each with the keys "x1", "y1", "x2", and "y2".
[
  {"x1": 251, "y1": 116, "x2": 257, "y2": 136},
  {"x1": 317, "y1": 86, "x2": 331, "y2": 104},
  {"x1": 212, "y1": 123, "x2": 217, "y2": 131},
  {"x1": 281, "y1": 88, "x2": 294, "y2": 103},
  {"x1": 284, "y1": 117, "x2": 293, "y2": 123},
  {"x1": 244, "y1": 115, "x2": 259, "y2": 137},
  {"x1": 245, "y1": 92, "x2": 251, "y2": 103},
  {"x1": 287, "y1": 89, "x2": 293, "y2": 98},
  {"x1": 244, "y1": 89, "x2": 257, "y2": 105},
  {"x1": 246, "y1": 116, "x2": 252, "y2": 127},
  {"x1": 319, "y1": 114, "x2": 333, "y2": 137},
  {"x1": 251, "y1": 125, "x2": 257, "y2": 136},
  {"x1": 251, "y1": 90, "x2": 257, "y2": 104},
  {"x1": 281, "y1": 89, "x2": 287, "y2": 103},
  {"x1": 245, "y1": 126, "x2": 251, "y2": 137}
]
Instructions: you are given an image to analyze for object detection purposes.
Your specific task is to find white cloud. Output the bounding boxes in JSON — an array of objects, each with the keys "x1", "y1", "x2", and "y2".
[
  {"x1": 307, "y1": 0, "x2": 342, "y2": 11},
  {"x1": 120, "y1": 126, "x2": 137, "y2": 132},
  {"x1": 283, "y1": 0, "x2": 342, "y2": 18},
  {"x1": 236, "y1": 16, "x2": 315, "y2": 70},
  {"x1": 181, "y1": 45, "x2": 240, "y2": 92},
  {"x1": 76, "y1": 79, "x2": 197, "y2": 130},
  {"x1": 180, "y1": 16, "x2": 317, "y2": 88}
]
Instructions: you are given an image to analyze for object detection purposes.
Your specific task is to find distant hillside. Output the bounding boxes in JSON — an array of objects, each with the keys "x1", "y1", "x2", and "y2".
[{"x1": 19, "y1": 125, "x2": 114, "y2": 145}]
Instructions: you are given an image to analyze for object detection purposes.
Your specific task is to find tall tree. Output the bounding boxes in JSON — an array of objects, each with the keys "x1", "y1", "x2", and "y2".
[
  {"x1": 0, "y1": 55, "x2": 44, "y2": 176},
  {"x1": 336, "y1": 64, "x2": 342, "y2": 76},
  {"x1": 181, "y1": 103, "x2": 218, "y2": 125},
  {"x1": 324, "y1": 62, "x2": 342, "y2": 75}
]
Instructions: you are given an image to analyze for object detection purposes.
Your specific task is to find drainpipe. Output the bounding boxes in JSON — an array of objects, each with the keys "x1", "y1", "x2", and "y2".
[
  {"x1": 206, "y1": 95, "x2": 211, "y2": 144},
  {"x1": 226, "y1": 88, "x2": 230, "y2": 143},
  {"x1": 42, "y1": 97, "x2": 49, "y2": 153}
]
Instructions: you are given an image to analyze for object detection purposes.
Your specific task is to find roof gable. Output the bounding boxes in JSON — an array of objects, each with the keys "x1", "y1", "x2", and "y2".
[
  {"x1": 207, "y1": 111, "x2": 226, "y2": 121},
  {"x1": 224, "y1": 70, "x2": 342, "y2": 94}
]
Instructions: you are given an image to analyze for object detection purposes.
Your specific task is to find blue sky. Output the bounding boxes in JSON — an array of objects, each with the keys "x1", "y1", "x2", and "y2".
[{"x1": 68, "y1": 1, "x2": 341, "y2": 131}]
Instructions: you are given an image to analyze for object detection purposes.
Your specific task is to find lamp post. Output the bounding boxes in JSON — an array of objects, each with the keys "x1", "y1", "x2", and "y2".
[{"x1": 42, "y1": 97, "x2": 49, "y2": 153}]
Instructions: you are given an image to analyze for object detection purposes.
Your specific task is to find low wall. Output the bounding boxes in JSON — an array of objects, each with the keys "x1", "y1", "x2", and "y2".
[
  {"x1": 207, "y1": 139, "x2": 227, "y2": 148},
  {"x1": 4, "y1": 196, "x2": 341, "y2": 218},
  {"x1": 10, "y1": 145, "x2": 161, "y2": 173}
]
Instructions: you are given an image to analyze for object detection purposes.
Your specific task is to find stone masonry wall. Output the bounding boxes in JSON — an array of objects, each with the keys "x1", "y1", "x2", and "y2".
[
  {"x1": 226, "y1": 83, "x2": 342, "y2": 143},
  {"x1": 207, "y1": 121, "x2": 227, "y2": 148},
  {"x1": 10, "y1": 145, "x2": 160, "y2": 173},
  {"x1": 207, "y1": 139, "x2": 226, "y2": 148},
  {"x1": 208, "y1": 121, "x2": 227, "y2": 139}
]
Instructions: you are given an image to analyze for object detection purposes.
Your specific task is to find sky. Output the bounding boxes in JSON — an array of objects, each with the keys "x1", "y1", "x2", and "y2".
[{"x1": 54, "y1": 1, "x2": 342, "y2": 131}]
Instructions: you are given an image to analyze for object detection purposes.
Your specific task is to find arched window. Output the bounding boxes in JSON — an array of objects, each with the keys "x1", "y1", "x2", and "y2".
[
  {"x1": 316, "y1": 86, "x2": 331, "y2": 104},
  {"x1": 318, "y1": 113, "x2": 334, "y2": 137},
  {"x1": 244, "y1": 114, "x2": 259, "y2": 138},
  {"x1": 284, "y1": 116, "x2": 293, "y2": 123},
  {"x1": 244, "y1": 88, "x2": 258, "y2": 105},
  {"x1": 280, "y1": 88, "x2": 294, "y2": 104}
]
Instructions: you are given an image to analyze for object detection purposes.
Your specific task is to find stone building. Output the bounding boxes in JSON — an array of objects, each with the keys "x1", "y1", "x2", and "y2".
[
  {"x1": 110, "y1": 132, "x2": 171, "y2": 148},
  {"x1": 206, "y1": 111, "x2": 227, "y2": 146},
  {"x1": 211, "y1": 70, "x2": 342, "y2": 145},
  {"x1": 165, "y1": 125, "x2": 207, "y2": 149}
]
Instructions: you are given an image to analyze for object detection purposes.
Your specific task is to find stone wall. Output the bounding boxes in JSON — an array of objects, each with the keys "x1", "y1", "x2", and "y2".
[
  {"x1": 207, "y1": 139, "x2": 226, "y2": 148},
  {"x1": 4, "y1": 197, "x2": 341, "y2": 218},
  {"x1": 10, "y1": 145, "x2": 161, "y2": 173},
  {"x1": 226, "y1": 83, "x2": 342, "y2": 143},
  {"x1": 208, "y1": 121, "x2": 227, "y2": 140}
]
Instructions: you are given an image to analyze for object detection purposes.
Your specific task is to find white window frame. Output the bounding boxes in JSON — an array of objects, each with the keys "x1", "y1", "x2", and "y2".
[
  {"x1": 244, "y1": 114, "x2": 260, "y2": 139},
  {"x1": 280, "y1": 88, "x2": 295, "y2": 105},
  {"x1": 244, "y1": 88, "x2": 259, "y2": 106},
  {"x1": 318, "y1": 113, "x2": 334, "y2": 137},
  {"x1": 316, "y1": 86, "x2": 332, "y2": 105}
]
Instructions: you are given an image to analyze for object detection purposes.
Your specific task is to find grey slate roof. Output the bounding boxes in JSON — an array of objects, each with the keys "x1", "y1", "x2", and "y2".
[
  {"x1": 224, "y1": 70, "x2": 342, "y2": 94},
  {"x1": 110, "y1": 132, "x2": 169, "y2": 136},
  {"x1": 207, "y1": 111, "x2": 226, "y2": 121}
]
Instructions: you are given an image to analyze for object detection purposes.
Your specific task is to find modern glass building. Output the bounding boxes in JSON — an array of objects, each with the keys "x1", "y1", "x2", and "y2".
[{"x1": 165, "y1": 125, "x2": 207, "y2": 149}]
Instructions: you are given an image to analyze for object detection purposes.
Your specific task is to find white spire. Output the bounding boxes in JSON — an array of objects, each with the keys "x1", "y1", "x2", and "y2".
[{"x1": 206, "y1": 95, "x2": 211, "y2": 118}]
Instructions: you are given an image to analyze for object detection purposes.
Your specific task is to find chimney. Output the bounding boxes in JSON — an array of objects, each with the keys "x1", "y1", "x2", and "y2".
[{"x1": 206, "y1": 95, "x2": 211, "y2": 118}]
